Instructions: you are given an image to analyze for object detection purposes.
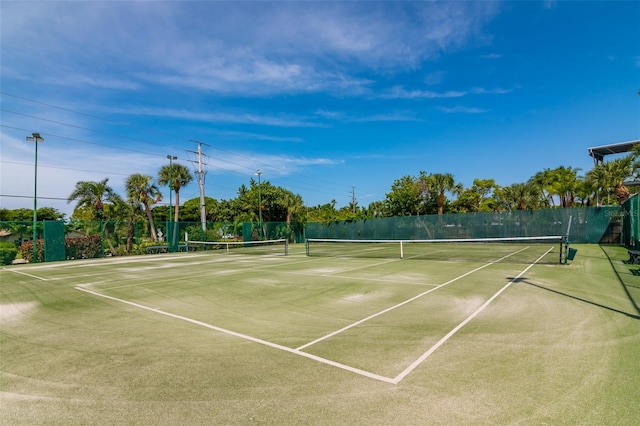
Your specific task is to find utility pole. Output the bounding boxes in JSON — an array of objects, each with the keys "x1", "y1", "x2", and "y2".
[
  {"x1": 352, "y1": 187, "x2": 357, "y2": 213},
  {"x1": 188, "y1": 140, "x2": 210, "y2": 232},
  {"x1": 256, "y1": 169, "x2": 263, "y2": 240}
]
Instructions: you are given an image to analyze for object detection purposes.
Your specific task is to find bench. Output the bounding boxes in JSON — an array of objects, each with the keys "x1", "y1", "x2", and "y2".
[
  {"x1": 628, "y1": 250, "x2": 640, "y2": 264},
  {"x1": 146, "y1": 245, "x2": 168, "y2": 254}
]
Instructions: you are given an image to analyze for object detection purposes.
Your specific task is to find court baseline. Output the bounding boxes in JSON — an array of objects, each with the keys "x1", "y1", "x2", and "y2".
[{"x1": 74, "y1": 245, "x2": 553, "y2": 384}]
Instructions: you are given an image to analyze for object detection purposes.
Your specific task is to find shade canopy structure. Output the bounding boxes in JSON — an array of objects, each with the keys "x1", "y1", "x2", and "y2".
[{"x1": 588, "y1": 140, "x2": 639, "y2": 164}]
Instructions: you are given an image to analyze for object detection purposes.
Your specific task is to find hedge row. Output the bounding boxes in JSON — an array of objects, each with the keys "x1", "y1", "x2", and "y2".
[
  {"x1": 0, "y1": 242, "x2": 18, "y2": 265},
  {"x1": 19, "y1": 235, "x2": 103, "y2": 263}
]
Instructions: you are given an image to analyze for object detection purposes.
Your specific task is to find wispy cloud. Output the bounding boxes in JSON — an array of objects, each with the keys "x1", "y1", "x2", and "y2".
[
  {"x1": 378, "y1": 85, "x2": 512, "y2": 99},
  {"x1": 104, "y1": 106, "x2": 325, "y2": 128},
  {"x1": 437, "y1": 106, "x2": 489, "y2": 114},
  {"x1": 212, "y1": 130, "x2": 303, "y2": 144},
  {"x1": 314, "y1": 109, "x2": 420, "y2": 123},
  {"x1": 379, "y1": 86, "x2": 466, "y2": 99},
  {"x1": 424, "y1": 71, "x2": 446, "y2": 86},
  {"x1": 1, "y1": 1, "x2": 499, "y2": 97},
  {"x1": 350, "y1": 112, "x2": 421, "y2": 123},
  {"x1": 471, "y1": 87, "x2": 512, "y2": 95}
]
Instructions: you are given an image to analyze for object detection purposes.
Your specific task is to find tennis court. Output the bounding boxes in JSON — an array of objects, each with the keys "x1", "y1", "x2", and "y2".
[{"x1": 1, "y1": 242, "x2": 639, "y2": 424}]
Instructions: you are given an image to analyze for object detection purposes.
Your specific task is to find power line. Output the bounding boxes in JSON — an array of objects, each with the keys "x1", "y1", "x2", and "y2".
[
  {"x1": 1, "y1": 93, "x2": 376, "y2": 204},
  {"x1": 1, "y1": 194, "x2": 69, "y2": 201},
  {"x1": 0, "y1": 124, "x2": 168, "y2": 158}
]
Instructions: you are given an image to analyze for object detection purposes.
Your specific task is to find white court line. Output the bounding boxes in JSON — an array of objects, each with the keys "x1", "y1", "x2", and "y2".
[
  {"x1": 390, "y1": 246, "x2": 554, "y2": 384},
  {"x1": 320, "y1": 257, "x2": 402, "y2": 276},
  {"x1": 295, "y1": 246, "x2": 532, "y2": 351},
  {"x1": 75, "y1": 286, "x2": 395, "y2": 384},
  {"x1": 74, "y1": 245, "x2": 553, "y2": 385},
  {"x1": 2, "y1": 268, "x2": 49, "y2": 281}
]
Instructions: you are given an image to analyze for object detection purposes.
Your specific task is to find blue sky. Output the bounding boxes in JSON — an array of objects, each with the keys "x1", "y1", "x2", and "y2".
[{"x1": 1, "y1": 1, "x2": 639, "y2": 218}]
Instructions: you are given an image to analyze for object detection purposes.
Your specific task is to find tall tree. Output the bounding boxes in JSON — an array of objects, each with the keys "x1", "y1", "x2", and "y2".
[
  {"x1": 430, "y1": 173, "x2": 461, "y2": 215},
  {"x1": 157, "y1": 163, "x2": 193, "y2": 223},
  {"x1": 284, "y1": 192, "x2": 305, "y2": 227},
  {"x1": 609, "y1": 157, "x2": 634, "y2": 204},
  {"x1": 453, "y1": 179, "x2": 498, "y2": 212},
  {"x1": 67, "y1": 178, "x2": 123, "y2": 255},
  {"x1": 532, "y1": 168, "x2": 557, "y2": 207},
  {"x1": 586, "y1": 157, "x2": 634, "y2": 205},
  {"x1": 552, "y1": 166, "x2": 580, "y2": 208},
  {"x1": 385, "y1": 174, "x2": 427, "y2": 216},
  {"x1": 125, "y1": 173, "x2": 162, "y2": 241},
  {"x1": 496, "y1": 182, "x2": 545, "y2": 211}
]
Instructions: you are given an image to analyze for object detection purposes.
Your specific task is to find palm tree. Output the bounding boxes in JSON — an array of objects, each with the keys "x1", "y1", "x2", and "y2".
[
  {"x1": 125, "y1": 173, "x2": 162, "y2": 241},
  {"x1": 532, "y1": 168, "x2": 557, "y2": 207},
  {"x1": 609, "y1": 157, "x2": 634, "y2": 204},
  {"x1": 552, "y1": 166, "x2": 580, "y2": 208},
  {"x1": 67, "y1": 178, "x2": 123, "y2": 256},
  {"x1": 158, "y1": 163, "x2": 193, "y2": 245},
  {"x1": 430, "y1": 173, "x2": 461, "y2": 215},
  {"x1": 157, "y1": 163, "x2": 193, "y2": 224},
  {"x1": 587, "y1": 158, "x2": 634, "y2": 205},
  {"x1": 285, "y1": 193, "x2": 304, "y2": 224},
  {"x1": 498, "y1": 182, "x2": 544, "y2": 211},
  {"x1": 586, "y1": 164, "x2": 609, "y2": 206}
]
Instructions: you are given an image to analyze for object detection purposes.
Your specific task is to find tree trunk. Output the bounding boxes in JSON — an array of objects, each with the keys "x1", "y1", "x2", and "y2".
[
  {"x1": 172, "y1": 189, "x2": 180, "y2": 245},
  {"x1": 145, "y1": 206, "x2": 158, "y2": 241},
  {"x1": 102, "y1": 225, "x2": 118, "y2": 256},
  {"x1": 438, "y1": 193, "x2": 445, "y2": 215},
  {"x1": 126, "y1": 217, "x2": 134, "y2": 254}
]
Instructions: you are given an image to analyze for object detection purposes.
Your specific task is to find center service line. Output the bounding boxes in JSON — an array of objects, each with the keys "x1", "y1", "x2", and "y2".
[
  {"x1": 75, "y1": 286, "x2": 395, "y2": 384},
  {"x1": 295, "y1": 246, "x2": 531, "y2": 351},
  {"x1": 391, "y1": 247, "x2": 554, "y2": 384}
]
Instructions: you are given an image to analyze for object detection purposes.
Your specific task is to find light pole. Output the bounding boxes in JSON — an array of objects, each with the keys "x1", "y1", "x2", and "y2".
[
  {"x1": 26, "y1": 133, "x2": 44, "y2": 263},
  {"x1": 255, "y1": 169, "x2": 263, "y2": 240},
  {"x1": 167, "y1": 155, "x2": 177, "y2": 247}
]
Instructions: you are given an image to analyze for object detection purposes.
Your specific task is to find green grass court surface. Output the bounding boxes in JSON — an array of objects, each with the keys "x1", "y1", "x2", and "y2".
[{"x1": 1, "y1": 243, "x2": 639, "y2": 424}]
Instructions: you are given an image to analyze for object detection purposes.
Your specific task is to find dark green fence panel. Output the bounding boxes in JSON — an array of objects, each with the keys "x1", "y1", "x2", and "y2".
[
  {"x1": 622, "y1": 194, "x2": 639, "y2": 250},
  {"x1": 306, "y1": 207, "x2": 620, "y2": 244},
  {"x1": 43, "y1": 220, "x2": 65, "y2": 262}
]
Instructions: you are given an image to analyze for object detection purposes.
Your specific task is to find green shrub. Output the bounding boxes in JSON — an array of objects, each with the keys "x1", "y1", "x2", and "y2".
[
  {"x1": 65, "y1": 235, "x2": 102, "y2": 259},
  {"x1": 20, "y1": 240, "x2": 44, "y2": 263},
  {"x1": 184, "y1": 225, "x2": 220, "y2": 242},
  {"x1": 0, "y1": 242, "x2": 18, "y2": 265}
]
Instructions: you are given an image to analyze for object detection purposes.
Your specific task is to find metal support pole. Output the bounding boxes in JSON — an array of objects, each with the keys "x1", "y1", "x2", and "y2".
[
  {"x1": 26, "y1": 133, "x2": 44, "y2": 263},
  {"x1": 256, "y1": 169, "x2": 263, "y2": 240}
]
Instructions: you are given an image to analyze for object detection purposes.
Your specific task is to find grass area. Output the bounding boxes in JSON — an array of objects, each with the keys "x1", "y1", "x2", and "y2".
[{"x1": 1, "y1": 243, "x2": 639, "y2": 424}]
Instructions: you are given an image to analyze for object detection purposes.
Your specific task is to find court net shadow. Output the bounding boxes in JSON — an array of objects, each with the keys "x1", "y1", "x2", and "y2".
[
  {"x1": 599, "y1": 245, "x2": 640, "y2": 316},
  {"x1": 509, "y1": 276, "x2": 640, "y2": 320}
]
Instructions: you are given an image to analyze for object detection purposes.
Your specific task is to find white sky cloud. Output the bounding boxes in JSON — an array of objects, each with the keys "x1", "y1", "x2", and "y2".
[
  {"x1": 1, "y1": 1, "x2": 636, "y2": 212},
  {"x1": 1, "y1": 1, "x2": 499, "y2": 97}
]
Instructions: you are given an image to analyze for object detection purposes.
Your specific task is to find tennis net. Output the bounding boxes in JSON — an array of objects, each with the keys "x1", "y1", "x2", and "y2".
[
  {"x1": 305, "y1": 236, "x2": 565, "y2": 264},
  {"x1": 185, "y1": 238, "x2": 289, "y2": 256}
]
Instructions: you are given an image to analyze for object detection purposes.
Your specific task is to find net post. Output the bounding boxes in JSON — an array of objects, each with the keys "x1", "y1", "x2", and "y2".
[
  {"x1": 305, "y1": 239, "x2": 309, "y2": 256},
  {"x1": 563, "y1": 214, "x2": 573, "y2": 264},
  {"x1": 400, "y1": 240, "x2": 404, "y2": 259},
  {"x1": 285, "y1": 239, "x2": 289, "y2": 256}
]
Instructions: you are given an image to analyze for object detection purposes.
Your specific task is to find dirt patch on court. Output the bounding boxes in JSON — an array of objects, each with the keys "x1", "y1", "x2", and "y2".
[{"x1": 0, "y1": 302, "x2": 36, "y2": 324}]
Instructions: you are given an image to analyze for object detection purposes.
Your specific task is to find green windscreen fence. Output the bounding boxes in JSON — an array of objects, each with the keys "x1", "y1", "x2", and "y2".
[
  {"x1": 306, "y1": 207, "x2": 620, "y2": 244},
  {"x1": 622, "y1": 194, "x2": 639, "y2": 250},
  {"x1": 43, "y1": 220, "x2": 65, "y2": 262}
]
